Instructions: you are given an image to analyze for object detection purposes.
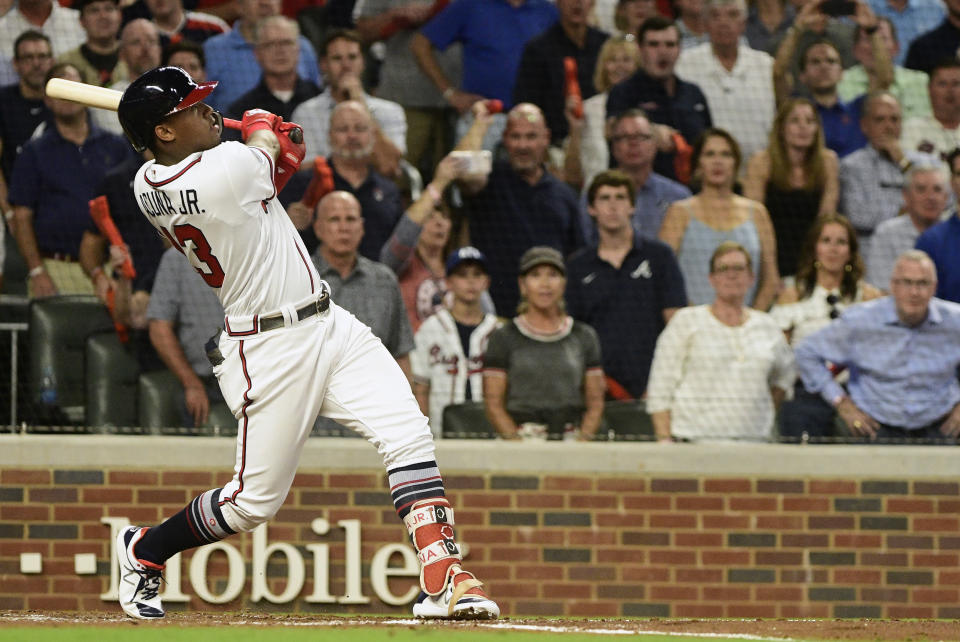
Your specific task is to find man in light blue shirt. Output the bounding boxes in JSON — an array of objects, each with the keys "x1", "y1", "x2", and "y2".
[
  {"x1": 795, "y1": 250, "x2": 960, "y2": 442},
  {"x1": 203, "y1": 0, "x2": 321, "y2": 112},
  {"x1": 580, "y1": 109, "x2": 691, "y2": 244}
]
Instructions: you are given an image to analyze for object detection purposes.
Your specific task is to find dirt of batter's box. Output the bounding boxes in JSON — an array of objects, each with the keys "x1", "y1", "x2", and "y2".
[{"x1": 1, "y1": 610, "x2": 958, "y2": 640}]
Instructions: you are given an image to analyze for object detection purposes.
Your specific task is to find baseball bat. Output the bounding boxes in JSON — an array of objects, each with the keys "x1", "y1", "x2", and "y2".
[
  {"x1": 89, "y1": 196, "x2": 136, "y2": 280},
  {"x1": 44, "y1": 78, "x2": 304, "y2": 144},
  {"x1": 563, "y1": 57, "x2": 583, "y2": 119}
]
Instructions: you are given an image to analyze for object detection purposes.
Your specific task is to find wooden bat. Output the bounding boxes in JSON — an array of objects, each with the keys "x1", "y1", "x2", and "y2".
[{"x1": 45, "y1": 77, "x2": 241, "y2": 131}]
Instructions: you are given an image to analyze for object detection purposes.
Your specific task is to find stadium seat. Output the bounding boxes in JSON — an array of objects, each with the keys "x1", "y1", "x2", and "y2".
[
  {"x1": 442, "y1": 401, "x2": 496, "y2": 439},
  {"x1": 28, "y1": 296, "x2": 114, "y2": 428},
  {"x1": 85, "y1": 330, "x2": 139, "y2": 430},
  {"x1": 603, "y1": 400, "x2": 654, "y2": 441},
  {"x1": 138, "y1": 369, "x2": 235, "y2": 435}
]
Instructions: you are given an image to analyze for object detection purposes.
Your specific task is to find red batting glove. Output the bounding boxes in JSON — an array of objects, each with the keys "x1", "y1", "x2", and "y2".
[
  {"x1": 241, "y1": 109, "x2": 281, "y2": 142},
  {"x1": 274, "y1": 121, "x2": 306, "y2": 192}
]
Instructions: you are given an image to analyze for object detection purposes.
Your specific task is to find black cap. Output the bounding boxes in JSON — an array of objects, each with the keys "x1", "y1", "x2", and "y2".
[{"x1": 117, "y1": 66, "x2": 218, "y2": 152}]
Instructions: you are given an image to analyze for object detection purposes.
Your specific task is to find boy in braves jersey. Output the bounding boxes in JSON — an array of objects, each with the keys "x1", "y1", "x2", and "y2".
[
  {"x1": 411, "y1": 247, "x2": 503, "y2": 438},
  {"x1": 113, "y1": 66, "x2": 498, "y2": 621}
]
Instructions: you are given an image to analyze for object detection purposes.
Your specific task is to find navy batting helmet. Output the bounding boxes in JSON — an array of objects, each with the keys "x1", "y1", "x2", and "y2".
[{"x1": 117, "y1": 66, "x2": 218, "y2": 152}]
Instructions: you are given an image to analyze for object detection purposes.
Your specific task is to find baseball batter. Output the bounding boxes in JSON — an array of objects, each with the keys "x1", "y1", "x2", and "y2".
[{"x1": 113, "y1": 66, "x2": 498, "y2": 621}]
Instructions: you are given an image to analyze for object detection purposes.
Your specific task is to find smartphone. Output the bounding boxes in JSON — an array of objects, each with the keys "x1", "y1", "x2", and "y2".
[
  {"x1": 819, "y1": 0, "x2": 856, "y2": 17},
  {"x1": 450, "y1": 150, "x2": 492, "y2": 175}
]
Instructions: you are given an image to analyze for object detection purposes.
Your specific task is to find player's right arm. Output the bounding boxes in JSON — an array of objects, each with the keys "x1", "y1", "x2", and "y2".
[{"x1": 246, "y1": 129, "x2": 280, "y2": 162}]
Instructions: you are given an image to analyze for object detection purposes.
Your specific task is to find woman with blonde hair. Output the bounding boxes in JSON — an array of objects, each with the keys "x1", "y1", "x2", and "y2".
[
  {"x1": 565, "y1": 35, "x2": 641, "y2": 187},
  {"x1": 771, "y1": 213, "x2": 881, "y2": 439},
  {"x1": 744, "y1": 97, "x2": 839, "y2": 279},
  {"x1": 660, "y1": 128, "x2": 780, "y2": 310}
]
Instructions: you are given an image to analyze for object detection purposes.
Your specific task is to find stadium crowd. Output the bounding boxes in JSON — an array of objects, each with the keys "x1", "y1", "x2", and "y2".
[{"x1": 3, "y1": 0, "x2": 960, "y2": 443}]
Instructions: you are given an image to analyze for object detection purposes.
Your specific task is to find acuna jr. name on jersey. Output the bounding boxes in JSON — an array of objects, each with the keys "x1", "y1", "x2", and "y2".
[{"x1": 139, "y1": 188, "x2": 204, "y2": 217}]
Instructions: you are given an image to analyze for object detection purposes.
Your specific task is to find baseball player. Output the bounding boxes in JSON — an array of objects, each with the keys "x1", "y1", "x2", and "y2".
[{"x1": 113, "y1": 66, "x2": 499, "y2": 621}]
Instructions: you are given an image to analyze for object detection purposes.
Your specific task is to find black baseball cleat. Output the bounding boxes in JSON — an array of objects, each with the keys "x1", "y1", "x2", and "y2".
[{"x1": 116, "y1": 526, "x2": 165, "y2": 619}]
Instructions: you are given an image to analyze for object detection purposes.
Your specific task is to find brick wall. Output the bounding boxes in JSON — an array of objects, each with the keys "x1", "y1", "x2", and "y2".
[{"x1": 2, "y1": 458, "x2": 959, "y2": 617}]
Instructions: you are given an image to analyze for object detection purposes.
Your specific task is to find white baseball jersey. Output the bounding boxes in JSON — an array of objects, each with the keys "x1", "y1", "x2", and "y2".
[
  {"x1": 133, "y1": 141, "x2": 320, "y2": 318},
  {"x1": 410, "y1": 309, "x2": 502, "y2": 436}
]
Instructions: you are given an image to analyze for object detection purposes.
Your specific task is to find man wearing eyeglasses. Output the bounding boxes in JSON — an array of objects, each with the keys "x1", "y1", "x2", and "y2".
[
  {"x1": 226, "y1": 16, "x2": 320, "y2": 123},
  {"x1": 796, "y1": 249, "x2": 960, "y2": 442},
  {"x1": 580, "y1": 109, "x2": 690, "y2": 244},
  {"x1": 915, "y1": 147, "x2": 960, "y2": 304},
  {"x1": 866, "y1": 161, "x2": 949, "y2": 290}
]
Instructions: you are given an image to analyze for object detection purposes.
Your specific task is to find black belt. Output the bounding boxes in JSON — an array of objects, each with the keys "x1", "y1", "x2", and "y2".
[
  {"x1": 39, "y1": 252, "x2": 77, "y2": 262},
  {"x1": 258, "y1": 291, "x2": 329, "y2": 333}
]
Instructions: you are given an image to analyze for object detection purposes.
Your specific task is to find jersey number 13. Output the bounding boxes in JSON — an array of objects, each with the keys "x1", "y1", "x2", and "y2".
[{"x1": 161, "y1": 224, "x2": 226, "y2": 288}]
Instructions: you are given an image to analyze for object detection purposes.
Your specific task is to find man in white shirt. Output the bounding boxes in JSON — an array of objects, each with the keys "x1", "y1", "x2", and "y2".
[
  {"x1": 675, "y1": 0, "x2": 774, "y2": 164},
  {"x1": 901, "y1": 59, "x2": 960, "y2": 161},
  {"x1": 291, "y1": 28, "x2": 406, "y2": 178},
  {"x1": 0, "y1": 0, "x2": 85, "y2": 86}
]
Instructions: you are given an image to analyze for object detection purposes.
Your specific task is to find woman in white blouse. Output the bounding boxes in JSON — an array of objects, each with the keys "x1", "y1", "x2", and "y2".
[
  {"x1": 770, "y1": 214, "x2": 881, "y2": 440},
  {"x1": 646, "y1": 241, "x2": 795, "y2": 442}
]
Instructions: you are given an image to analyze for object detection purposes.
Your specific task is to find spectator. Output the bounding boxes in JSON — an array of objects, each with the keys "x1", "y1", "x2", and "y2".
[
  {"x1": 0, "y1": 0, "x2": 85, "y2": 87},
  {"x1": 606, "y1": 16, "x2": 713, "y2": 183},
  {"x1": 411, "y1": 246, "x2": 503, "y2": 438},
  {"x1": 203, "y1": 0, "x2": 320, "y2": 112},
  {"x1": 147, "y1": 247, "x2": 228, "y2": 428},
  {"x1": 225, "y1": 16, "x2": 320, "y2": 123},
  {"x1": 766, "y1": 0, "x2": 858, "y2": 73},
  {"x1": 291, "y1": 29, "x2": 405, "y2": 178},
  {"x1": 771, "y1": 213, "x2": 881, "y2": 439},
  {"x1": 869, "y1": 0, "x2": 945, "y2": 66},
  {"x1": 776, "y1": 32, "x2": 876, "y2": 157},
  {"x1": 571, "y1": 35, "x2": 640, "y2": 186},
  {"x1": 837, "y1": 18, "x2": 931, "y2": 120},
  {"x1": 646, "y1": 240, "x2": 795, "y2": 442},
  {"x1": 78, "y1": 149, "x2": 167, "y2": 369},
  {"x1": 410, "y1": 0, "x2": 558, "y2": 151},
  {"x1": 660, "y1": 128, "x2": 780, "y2": 309},
  {"x1": 578, "y1": 109, "x2": 691, "y2": 243},
  {"x1": 838, "y1": 92, "x2": 914, "y2": 252},
  {"x1": 144, "y1": 0, "x2": 228, "y2": 48},
  {"x1": 459, "y1": 102, "x2": 584, "y2": 315},
  {"x1": 162, "y1": 39, "x2": 206, "y2": 80},
  {"x1": 514, "y1": 0, "x2": 609, "y2": 145},
  {"x1": 380, "y1": 152, "x2": 493, "y2": 331},
  {"x1": 58, "y1": 0, "x2": 125, "y2": 88},
  {"x1": 675, "y1": 0, "x2": 709, "y2": 49},
  {"x1": 743, "y1": 97, "x2": 839, "y2": 277},
  {"x1": 795, "y1": 249, "x2": 960, "y2": 442},
  {"x1": 302, "y1": 100, "x2": 403, "y2": 261},
  {"x1": 9, "y1": 63, "x2": 131, "y2": 297},
  {"x1": 745, "y1": 0, "x2": 794, "y2": 55},
  {"x1": 0, "y1": 31, "x2": 53, "y2": 217},
  {"x1": 612, "y1": 0, "x2": 659, "y2": 38},
  {"x1": 915, "y1": 147, "x2": 960, "y2": 303},
  {"x1": 483, "y1": 246, "x2": 605, "y2": 440},
  {"x1": 901, "y1": 59, "x2": 960, "y2": 161},
  {"x1": 310, "y1": 191, "x2": 415, "y2": 377},
  {"x1": 675, "y1": 0, "x2": 776, "y2": 165},
  {"x1": 867, "y1": 162, "x2": 949, "y2": 289},
  {"x1": 355, "y1": 0, "x2": 462, "y2": 180},
  {"x1": 903, "y1": 0, "x2": 960, "y2": 74},
  {"x1": 566, "y1": 170, "x2": 687, "y2": 399},
  {"x1": 90, "y1": 18, "x2": 162, "y2": 134}
]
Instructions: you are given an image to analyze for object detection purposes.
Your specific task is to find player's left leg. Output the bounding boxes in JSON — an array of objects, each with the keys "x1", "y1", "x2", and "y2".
[
  {"x1": 118, "y1": 312, "x2": 332, "y2": 619},
  {"x1": 319, "y1": 304, "x2": 499, "y2": 619}
]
